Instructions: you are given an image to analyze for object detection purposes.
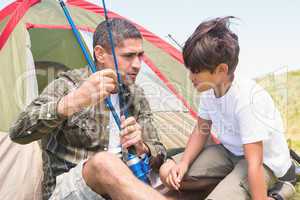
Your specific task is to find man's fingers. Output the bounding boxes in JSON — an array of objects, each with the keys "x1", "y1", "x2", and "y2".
[
  {"x1": 122, "y1": 134, "x2": 141, "y2": 148},
  {"x1": 100, "y1": 69, "x2": 118, "y2": 82},
  {"x1": 121, "y1": 117, "x2": 136, "y2": 129},
  {"x1": 98, "y1": 76, "x2": 116, "y2": 84},
  {"x1": 93, "y1": 71, "x2": 116, "y2": 85},
  {"x1": 121, "y1": 124, "x2": 139, "y2": 136},
  {"x1": 103, "y1": 83, "x2": 117, "y2": 93},
  {"x1": 120, "y1": 115, "x2": 126, "y2": 123},
  {"x1": 120, "y1": 131, "x2": 137, "y2": 144}
]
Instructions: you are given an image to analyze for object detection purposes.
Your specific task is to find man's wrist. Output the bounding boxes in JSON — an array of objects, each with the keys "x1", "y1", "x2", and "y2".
[
  {"x1": 57, "y1": 91, "x2": 80, "y2": 117},
  {"x1": 135, "y1": 142, "x2": 149, "y2": 156}
]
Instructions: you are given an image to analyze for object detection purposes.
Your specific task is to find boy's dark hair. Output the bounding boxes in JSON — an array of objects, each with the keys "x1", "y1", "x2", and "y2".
[
  {"x1": 183, "y1": 16, "x2": 239, "y2": 74},
  {"x1": 93, "y1": 18, "x2": 142, "y2": 61}
]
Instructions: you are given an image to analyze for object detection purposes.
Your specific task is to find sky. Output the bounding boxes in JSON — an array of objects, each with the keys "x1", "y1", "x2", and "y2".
[{"x1": 1, "y1": 0, "x2": 300, "y2": 78}]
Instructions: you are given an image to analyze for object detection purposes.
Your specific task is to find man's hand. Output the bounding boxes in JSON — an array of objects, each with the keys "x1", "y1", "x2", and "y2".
[
  {"x1": 120, "y1": 116, "x2": 148, "y2": 155},
  {"x1": 58, "y1": 69, "x2": 117, "y2": 117},
  {"x1": 165, "y1": 161, "x2": 189, "y2": 190}
]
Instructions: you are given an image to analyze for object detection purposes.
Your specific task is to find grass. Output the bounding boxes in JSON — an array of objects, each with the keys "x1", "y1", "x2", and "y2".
[
  {"x1": 257, "y1": 70, "x2": 300, "y2": 137},
  {"x1": 258, "y1": 70, "x2": 300, "y2": 199},
  {"x1": 291, "y1": 140, "x2": 300, "y2": 200}
]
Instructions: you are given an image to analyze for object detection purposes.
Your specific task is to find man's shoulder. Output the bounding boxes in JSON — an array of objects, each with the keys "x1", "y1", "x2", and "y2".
[
  {"x1": 57, "y1": 68, "x2": 89, "y2": 85},
  {"x1": 127, "y1": 84, "x2": 151, "y2": 112},
  {"x1": 127, "y1": 84, "x2": 147, "y2": 100}
]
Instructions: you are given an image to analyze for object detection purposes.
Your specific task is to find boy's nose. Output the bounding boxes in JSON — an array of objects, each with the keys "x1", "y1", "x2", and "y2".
[{"x1": 189, "y1": 72, "x2": 195, "y2": 81}]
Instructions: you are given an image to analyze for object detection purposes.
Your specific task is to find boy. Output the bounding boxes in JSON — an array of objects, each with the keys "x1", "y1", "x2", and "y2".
[{"x1": 159, "y1": 16, "x2": 295, "y2": 200}]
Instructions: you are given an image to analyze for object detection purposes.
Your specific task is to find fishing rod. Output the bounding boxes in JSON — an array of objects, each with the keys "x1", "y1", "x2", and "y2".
[
  {"x1": 58, "y1": 0, "x2": 121, "y2": 127},
  {"x1": 58, "y1": 0, "x2": 150, "y2": 184},
  {"x1": 166, "y1": 34, "x2": 183, "y2": 50},
  {"x1": 101, "y1": 0, "x2": 151, "y2": 184}
]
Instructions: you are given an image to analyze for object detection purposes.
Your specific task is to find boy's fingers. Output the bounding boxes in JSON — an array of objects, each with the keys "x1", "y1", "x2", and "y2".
[
  {"x1": 169, "y1": 176, "x2": 178, "y2": 190},
  {"x1": 166, "y1": 176, "x2": 173, "y2": 189},
  {"x1": 177, "y1": 169, "x2": 184, "y2": 182},
  {"x1": 170, "y1": 169, "x2": 179, "y2": 190}
]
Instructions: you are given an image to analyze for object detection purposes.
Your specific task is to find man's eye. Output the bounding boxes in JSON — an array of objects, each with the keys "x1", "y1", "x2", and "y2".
[
  {"x1": 138, "y1": 53, "x2": 144, "y2": 58},
  {"x1": 123, "y1": 54, "x2": 135, "y2": 58}
]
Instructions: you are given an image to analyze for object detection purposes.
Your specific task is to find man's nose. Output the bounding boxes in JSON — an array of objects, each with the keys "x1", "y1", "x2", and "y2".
[{"x1": 132, "y1": 56, "x2": 142, "y2": 70}]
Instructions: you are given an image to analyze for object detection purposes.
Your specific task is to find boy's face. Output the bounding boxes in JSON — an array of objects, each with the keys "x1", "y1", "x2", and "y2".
[
  {"x1": 189, "y1": 64, "x2": 228, "y2": 92},
  {"x1": 189, "y1": 70, "x2": 217, "y2": 92}
]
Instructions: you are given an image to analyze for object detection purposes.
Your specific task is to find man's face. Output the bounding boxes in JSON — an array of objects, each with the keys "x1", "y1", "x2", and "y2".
[{"x1": 97, "y1": 38, "x2": 144, "y2": 85}]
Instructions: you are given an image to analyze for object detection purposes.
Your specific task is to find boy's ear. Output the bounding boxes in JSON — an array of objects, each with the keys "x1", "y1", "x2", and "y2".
[
  {"x1": 216, "y1": 63, "x2": 229, "y2": 75},
  {"x1": 94, "y1": 45, "x2": 106, "y2": 65}
]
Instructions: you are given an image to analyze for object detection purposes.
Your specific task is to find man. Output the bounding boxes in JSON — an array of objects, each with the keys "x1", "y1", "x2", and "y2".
[{"x1": 10, "y1": 18, "x2": 167, "y2": 200}]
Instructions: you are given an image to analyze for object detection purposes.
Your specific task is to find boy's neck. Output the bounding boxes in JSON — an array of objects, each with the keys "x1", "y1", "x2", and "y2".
[{"x1": 213, "y1": 74, "x2": 234, "y2": 98}]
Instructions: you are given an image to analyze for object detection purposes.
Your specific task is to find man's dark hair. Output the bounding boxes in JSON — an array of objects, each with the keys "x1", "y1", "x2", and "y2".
[
  {"x1": 183, "y1": 16, "x2": 240, "y2": 74},
  {"x1": 93, "y1": 18, "x2": 142, "y2": 61}
]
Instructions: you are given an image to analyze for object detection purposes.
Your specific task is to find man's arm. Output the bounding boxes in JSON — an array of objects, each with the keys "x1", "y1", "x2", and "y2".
[
  {"x1": 244, "y1": 141, "x2": 268, "y2": 200},
  {"x1": 135, "y1": 88, "x2": 167, "y2": 171},
  {"x1": 9, "y1": 69, "x2": 117, "y2": 144},
  {"x1": 9, "y1": 77, "x2": 70, "y2": 144}
]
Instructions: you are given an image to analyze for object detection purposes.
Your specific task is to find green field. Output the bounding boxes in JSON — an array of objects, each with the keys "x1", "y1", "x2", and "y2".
[
  {"x1": 258, "y1": 70, "x2": 300, "y2": 199},
  {"x1": 258, "y1": 70, "x2": 300, "y2": 138}
]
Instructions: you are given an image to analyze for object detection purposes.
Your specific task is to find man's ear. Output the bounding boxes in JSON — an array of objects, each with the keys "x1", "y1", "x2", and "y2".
[
  {"x1": 216, "y1": 63, "x2": 229, "y2": 75},
  {"x1": 94, "y1": 45, "x2": 106, "y2": 65}
]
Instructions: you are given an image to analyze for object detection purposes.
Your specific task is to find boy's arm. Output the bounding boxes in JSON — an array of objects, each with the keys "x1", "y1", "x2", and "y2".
[
  {"x1": 244, "y1": 141, "x2": 267, "y2": 200},
  {"x1": 164, "y1": 116, "x2": 212, "y2": 190},
  {"x1": 180, "y1": 117, "x2": 212, "y2": 166}
]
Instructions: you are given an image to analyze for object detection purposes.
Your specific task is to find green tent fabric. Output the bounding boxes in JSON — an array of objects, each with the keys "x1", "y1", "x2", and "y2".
[
  {"x1": 0, "y1": 1, "x2": 198, "y2": 199},
  {"x1": 0, "y1": 0, "x2": 198, "y2": 143}
]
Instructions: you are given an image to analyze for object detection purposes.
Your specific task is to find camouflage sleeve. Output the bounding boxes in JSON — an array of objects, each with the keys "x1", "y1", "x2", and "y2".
[
  {"x1": 9, "y1": 77, "x2": 72, "y2": 144},
  {"x1": 136, "y1": 88, "x2": 167, "y2": 172}
]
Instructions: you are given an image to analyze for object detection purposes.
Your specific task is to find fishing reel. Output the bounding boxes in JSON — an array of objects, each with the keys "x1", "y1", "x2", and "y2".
[{"x1": 126, "y1": 148, "x2": 151, "y2": 184}]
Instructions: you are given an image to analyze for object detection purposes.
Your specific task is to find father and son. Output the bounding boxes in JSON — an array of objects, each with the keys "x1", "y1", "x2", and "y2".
[{"x1": 9, "y1": 16, "x2": 296, "y2": 200}]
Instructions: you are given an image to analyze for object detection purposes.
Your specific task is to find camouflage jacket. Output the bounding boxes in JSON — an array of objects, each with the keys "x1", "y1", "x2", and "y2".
[{"x1": 9, "y1": 68, "x2": 167, "y2": 200}]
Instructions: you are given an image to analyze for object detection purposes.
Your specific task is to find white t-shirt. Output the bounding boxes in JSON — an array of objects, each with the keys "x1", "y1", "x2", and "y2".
[
  {"x1": 108, "y1": 94, "x2": 122, "y2": 155},
  {"x1": 198, "y1": 77, "x2": 291, "y2": 177}
]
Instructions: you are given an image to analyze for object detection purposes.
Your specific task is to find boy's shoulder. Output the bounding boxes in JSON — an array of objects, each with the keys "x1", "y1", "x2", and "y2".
[{"x1": 233, "y1": 76, "x2": 276, "y2": 113}]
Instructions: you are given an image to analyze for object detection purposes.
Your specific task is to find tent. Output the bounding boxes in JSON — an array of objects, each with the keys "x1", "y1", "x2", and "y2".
[{"x1": 0, "y1": 0, "x2": 200, "y2": 199}]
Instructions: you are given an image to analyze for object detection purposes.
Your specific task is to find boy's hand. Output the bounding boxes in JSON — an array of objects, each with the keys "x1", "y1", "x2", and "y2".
[{"x1": 166, "y1": 161, "x2": 188, "y2": 190}]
